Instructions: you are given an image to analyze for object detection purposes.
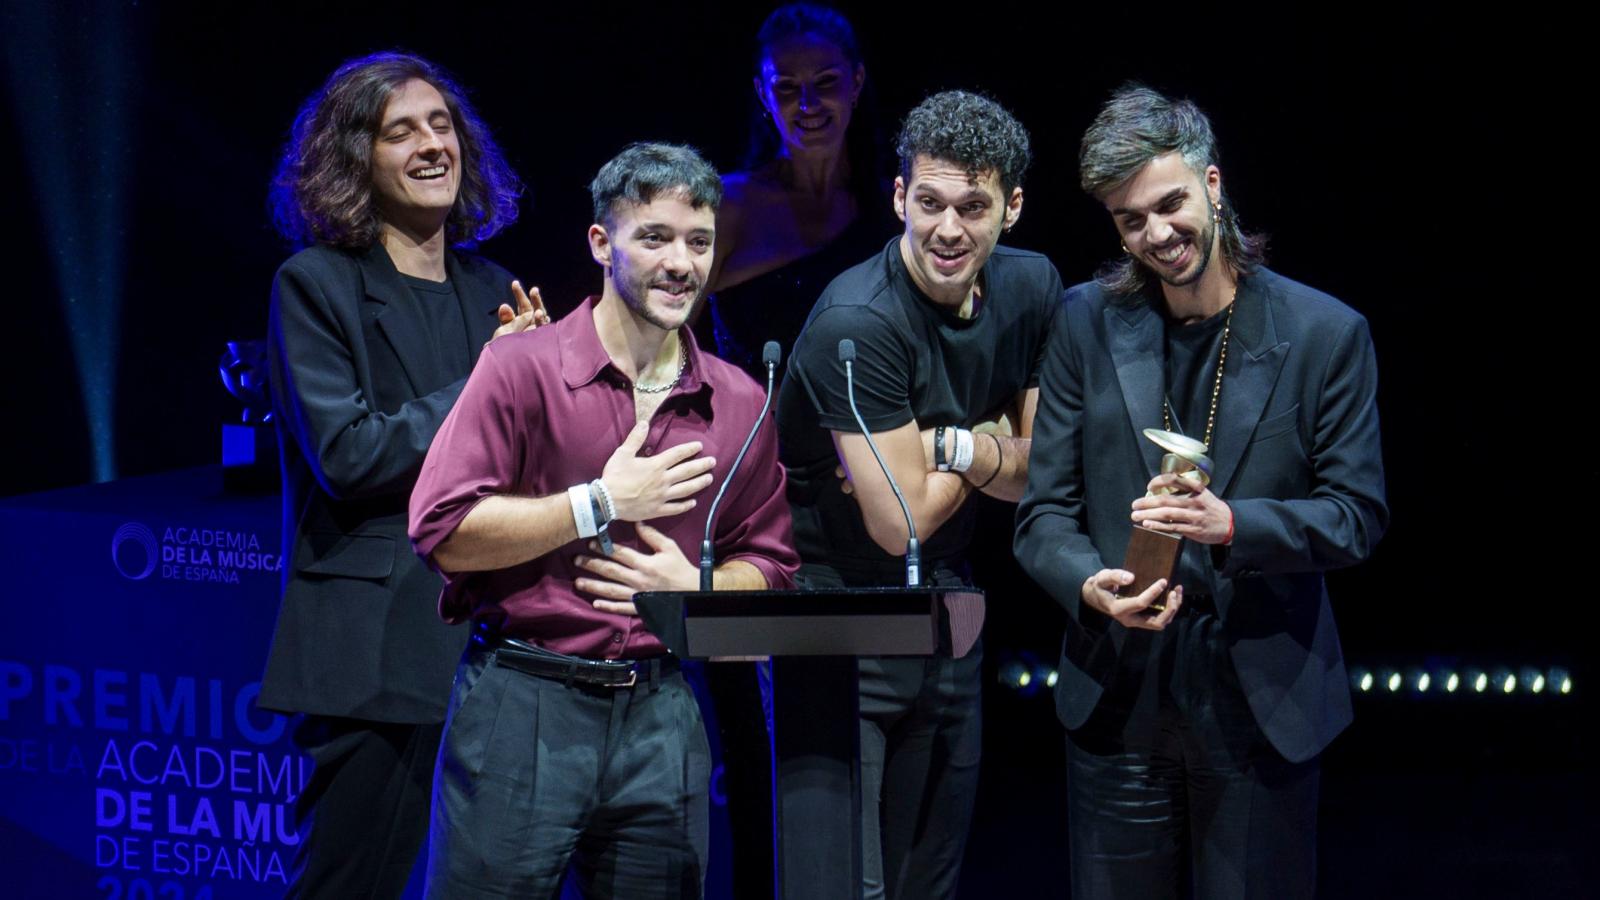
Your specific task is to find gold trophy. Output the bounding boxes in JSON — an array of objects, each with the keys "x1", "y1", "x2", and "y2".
[{"x1": 1121, "y1": 428, "x2": 1213, "y2": 614}]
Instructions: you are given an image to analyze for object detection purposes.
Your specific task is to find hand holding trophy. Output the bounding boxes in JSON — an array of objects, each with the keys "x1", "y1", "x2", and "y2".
[{"x1": 1121, "y1": 428, "x2": 1213, "y2": 614}]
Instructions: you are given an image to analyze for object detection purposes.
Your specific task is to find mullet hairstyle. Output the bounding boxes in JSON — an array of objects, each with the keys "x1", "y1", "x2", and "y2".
[
  {"x1": 895, "y1": 90, "x2": 1032, "y2": 196},
  {"x1": 590, "y1": 142, "x2": 723, "y2": 227},
  {"x1": 1079, "y1": 84, "x2": 1267, "y2": 297},
  {"x1": 269, "y1": 51, "x2": 521, "y2": 250}
]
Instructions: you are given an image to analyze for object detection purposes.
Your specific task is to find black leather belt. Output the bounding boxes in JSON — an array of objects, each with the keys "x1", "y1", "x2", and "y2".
[{"x1": 474, "y1": 632, "x2": 678, "y2": 689}]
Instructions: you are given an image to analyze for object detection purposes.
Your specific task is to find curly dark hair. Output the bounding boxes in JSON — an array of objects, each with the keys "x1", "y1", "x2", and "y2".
[
  {"x1": 590, "y1": 142, "x2": 722, "y2": 227},
  {"x1": 1079, "y1": 84, "x2": 1266, "y2": 296},
  {"x1": 895, "y1": 90, "x2": 1031, "y2": 194},
  {"x1": 269, "y1": 52, "x2": 520, "y2": 249}
]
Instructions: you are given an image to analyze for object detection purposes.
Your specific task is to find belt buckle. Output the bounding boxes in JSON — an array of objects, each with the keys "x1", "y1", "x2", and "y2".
[{"x1": 616, "y1": 668, "x2": 638, "y2": 688}]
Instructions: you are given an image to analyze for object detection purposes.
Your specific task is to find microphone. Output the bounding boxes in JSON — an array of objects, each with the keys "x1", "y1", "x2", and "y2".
[
  {"x1": 838, "y1": 339, "x2": 921, "y2": 587},
  {"x1": 700, "y1": 341, "x2": 782, "y2": 591}
]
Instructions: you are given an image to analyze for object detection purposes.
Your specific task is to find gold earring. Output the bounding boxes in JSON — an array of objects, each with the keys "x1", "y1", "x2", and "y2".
[
  {"x1": 1212, "y1": 200, "x2": 1222, "y2": 223},
  {"x1": 1121, "y1": 242, "x2": 1129, "y2": 254}
]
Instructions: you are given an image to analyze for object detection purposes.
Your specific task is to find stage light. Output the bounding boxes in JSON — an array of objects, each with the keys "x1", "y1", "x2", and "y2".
[
  {"x1": 1520, "y1": 668, "x2": 1545, "y2": 694},
  {"x1": 2, "y1": 3, "x2": 133, "y2": 482},
  {"x1": 1350, "y1": 663, "x2": 1573, "y2": 701},
  {"x1": 1404, "y1": 668, "x2": 1429, "y2": 693},
  {"x1": 998, "y1": 660, "x2": 1030, "y2": 690},
  {"x1": 1551, "y1": 668, "x2": 1573, "y2": 695},
  {"x1": 1045, "y1": 670, "x2": 1059, "y2": 688}
]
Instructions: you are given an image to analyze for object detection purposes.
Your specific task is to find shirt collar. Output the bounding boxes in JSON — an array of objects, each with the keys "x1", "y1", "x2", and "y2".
[{"x1": 559, "y1": 295, "x2": 712, "y2": 398}]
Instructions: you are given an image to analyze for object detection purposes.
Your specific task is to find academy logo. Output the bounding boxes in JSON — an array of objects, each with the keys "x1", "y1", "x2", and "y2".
[
  {"x1": 110, "y1": 522, "x2": 160, "y2": 580},
  {"x1": 108, "y1": 521, "x2": 281, "y2": 585}
]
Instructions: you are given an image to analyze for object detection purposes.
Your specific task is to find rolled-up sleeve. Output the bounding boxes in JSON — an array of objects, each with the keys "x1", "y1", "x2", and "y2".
[
  {"x1": 713, "y1": 405, "x2": 800, "y2": 590},
  {"x1": 408, "y1": 340, "x2": 531, "y2": 568}
]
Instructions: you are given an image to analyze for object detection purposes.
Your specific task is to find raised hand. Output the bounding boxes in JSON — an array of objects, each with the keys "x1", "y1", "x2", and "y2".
[{"x1": 489, "y1": 280, "x2": 550, "y2": 343}]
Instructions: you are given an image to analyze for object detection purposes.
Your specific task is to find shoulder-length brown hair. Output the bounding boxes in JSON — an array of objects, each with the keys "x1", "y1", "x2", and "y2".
[{"x1": 269, "y1": 52, "x2": 520, "y2": 249}]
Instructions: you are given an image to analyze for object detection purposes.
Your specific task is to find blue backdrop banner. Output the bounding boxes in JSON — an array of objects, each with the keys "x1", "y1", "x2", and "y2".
[{"x1": 1, "y1": 467, "x2": 297, "y2": 900}]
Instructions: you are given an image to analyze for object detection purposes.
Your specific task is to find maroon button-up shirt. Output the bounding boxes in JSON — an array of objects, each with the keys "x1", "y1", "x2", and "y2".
[{"x1": 409, "y1": 296, "x2": 798, "y2": 659}]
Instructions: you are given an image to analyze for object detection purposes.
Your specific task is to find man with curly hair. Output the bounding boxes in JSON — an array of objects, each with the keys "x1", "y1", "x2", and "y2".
[
  {"x1": 777, "y1": 90, "x2": 1060, "y2": 899},
  {"x1": 257, "y1": 52, "x2": 541, "y2": 898}
]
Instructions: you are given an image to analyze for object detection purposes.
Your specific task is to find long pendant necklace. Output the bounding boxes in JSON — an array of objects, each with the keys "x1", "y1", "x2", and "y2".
[{"x1": 1163, "y1": 287, "x2": 1236, "y2": 452}]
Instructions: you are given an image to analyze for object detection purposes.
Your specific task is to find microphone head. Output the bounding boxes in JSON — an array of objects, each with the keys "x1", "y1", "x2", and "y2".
[
  {"x1": 837, "y1": 339, "x2": 856, "y2": 363},
  {"x1": 762, "y1": 341, "x2": 781, "y2": 367}
]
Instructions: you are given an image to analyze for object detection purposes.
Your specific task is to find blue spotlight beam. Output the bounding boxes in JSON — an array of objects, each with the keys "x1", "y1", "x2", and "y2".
[{"x1": 3, "y1": 2, "x2": 133, "y2": 482}]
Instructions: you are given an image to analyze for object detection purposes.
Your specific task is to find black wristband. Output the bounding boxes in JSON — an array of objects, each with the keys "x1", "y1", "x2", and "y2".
[
  {"x1": 972, "y1": 433, "x2": 1003, "y2": 490},
  {"x1": 934, "y1": 426, "x2": 949, "y2": 471}
]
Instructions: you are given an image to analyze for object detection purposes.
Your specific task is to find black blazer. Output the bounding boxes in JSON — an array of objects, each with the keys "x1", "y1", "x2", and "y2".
[
  {"x1": 1015, "y1": 268, "x2": 1387, "y2": 763},
  {"x1": 258, "y1": 242, "x2": 508, "y2": 723}
]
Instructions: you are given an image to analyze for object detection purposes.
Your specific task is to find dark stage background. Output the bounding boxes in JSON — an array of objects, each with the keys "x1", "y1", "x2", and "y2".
[{"x1": 1, "y1": 2, "x2": 1583, "y2": 897}]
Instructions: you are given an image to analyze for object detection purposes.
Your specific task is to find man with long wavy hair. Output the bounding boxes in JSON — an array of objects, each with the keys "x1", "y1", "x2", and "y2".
[{"x1": 257, "y1": 51, "x2": 542, "y2": 898}]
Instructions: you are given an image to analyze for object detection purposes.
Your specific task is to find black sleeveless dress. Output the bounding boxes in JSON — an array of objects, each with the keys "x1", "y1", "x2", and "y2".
[{"x1": 703, "y1": 204, "x2": 898, "y2": 382}]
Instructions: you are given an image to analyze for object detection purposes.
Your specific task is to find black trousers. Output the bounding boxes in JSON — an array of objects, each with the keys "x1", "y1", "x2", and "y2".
[
  {"x1": 287, "y1": 715, "x2": 442, "y2": 899},
  {"x1": 1066, "y1": 612, "x2": 1320, "y2": 899},
  {"x1": 425, "y1": 647, "x2": 710, "y2": 899},
  {"x1": 858, "y1": 652, "x2": 983, "y2": 900},
  {"x1": 799, "y1": 563, "x2": 983, "y2": 900}
]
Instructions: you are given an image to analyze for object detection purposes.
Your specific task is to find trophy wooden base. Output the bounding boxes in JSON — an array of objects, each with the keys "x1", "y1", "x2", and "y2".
[{"x1": 1123, "y1": 526, "x2": 1181, "y2": 614}]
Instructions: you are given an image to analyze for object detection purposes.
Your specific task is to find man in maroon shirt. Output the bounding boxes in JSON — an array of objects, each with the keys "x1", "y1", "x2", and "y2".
[{"x1": 408, "y1": 142, "x2": 798, "y2": 898}]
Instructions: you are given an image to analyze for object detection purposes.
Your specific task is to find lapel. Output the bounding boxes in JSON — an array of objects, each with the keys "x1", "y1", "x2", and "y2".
[
  {"x1": 446, "y1": 251, "x2": 505, "y2": 352},
  {"x1": 359, "y1": 243, "x2": 439, "y2": 397},
  {"x1": 1106, "y1": 300, "x2": 1166, "y2": 477},
  {"x1": 1207, "y1": 273, "x2": 1288, "y2": 497}
]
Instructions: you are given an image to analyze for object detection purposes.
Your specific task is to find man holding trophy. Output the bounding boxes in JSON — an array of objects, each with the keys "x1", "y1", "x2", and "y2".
[{"x1": 1014, "y1": 85, "x2": 1388, "y2": 899}]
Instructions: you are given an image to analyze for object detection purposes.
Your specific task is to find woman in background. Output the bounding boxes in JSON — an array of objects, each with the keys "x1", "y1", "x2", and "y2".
[
  {"x1": 693, "y1": 7, "x2": 889, "y2": 898},
  {"x1": 698, "y1": 3, "x2": 890, "y2": 381}
]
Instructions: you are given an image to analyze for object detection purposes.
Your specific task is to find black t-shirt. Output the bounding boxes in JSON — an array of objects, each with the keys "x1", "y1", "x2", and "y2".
[
  {"x1": 777, "y1": 237, "x2": 1061, "y2": 574},
  {"x1": 1162, "y1": 303, "x2": 1231, "y2": 449},
  {"x1": 1161, "y1": 302, "x2": 1232, "y2": 600},
  {"x1": 400, "y1": 272, "x2": 473, "y2": 380}
]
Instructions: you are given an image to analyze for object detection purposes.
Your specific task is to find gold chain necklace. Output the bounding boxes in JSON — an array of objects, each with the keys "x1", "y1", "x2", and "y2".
[
  {"x1": 632, "y1": 340, "x2": 687, "y2": 394},
  {"x1": 1162, "y1": 286, "x2": 1236, "y2": 452}
]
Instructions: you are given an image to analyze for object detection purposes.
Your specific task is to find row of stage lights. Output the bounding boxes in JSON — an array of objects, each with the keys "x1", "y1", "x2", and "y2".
[
  {"x1": 996, "y1": 656, "x2": 1575, "y2": 700},
  {"x1": 1349, "y1": 666, "x2": 1573, "y2": 698},
  {"x1": 995, "y1": 656, "x2": 1056, "y2": 696}
]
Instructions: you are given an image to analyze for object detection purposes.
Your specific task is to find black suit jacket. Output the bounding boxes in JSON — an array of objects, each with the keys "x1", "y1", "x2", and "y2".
[
  {"x1": 1014, "y1": 268, "x2": 1387, "y2": 763},
  {"x1": 258, "y1": 242, "x2": 508, "y2": 723}
]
